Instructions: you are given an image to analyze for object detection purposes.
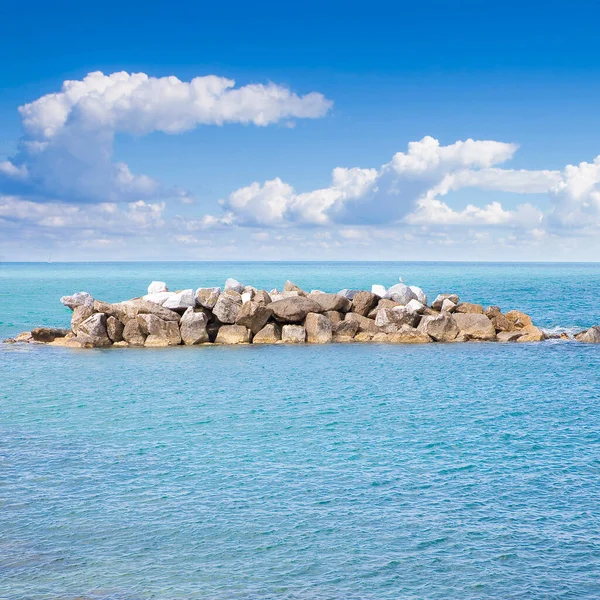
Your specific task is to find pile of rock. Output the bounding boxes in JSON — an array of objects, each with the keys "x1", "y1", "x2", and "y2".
[{"x1": 5, "y1": 278, "x2": 599, "y2": 348}]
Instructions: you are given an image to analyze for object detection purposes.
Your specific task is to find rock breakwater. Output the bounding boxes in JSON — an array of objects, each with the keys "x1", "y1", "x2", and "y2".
[{"x1": 5, "y1": 278, "x2": 600, "y2": 348}]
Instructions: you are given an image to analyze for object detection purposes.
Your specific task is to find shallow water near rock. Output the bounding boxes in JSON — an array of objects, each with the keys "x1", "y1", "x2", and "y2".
[{"x1": 1, "y1": 262, "x2": 600, "y2": 599}]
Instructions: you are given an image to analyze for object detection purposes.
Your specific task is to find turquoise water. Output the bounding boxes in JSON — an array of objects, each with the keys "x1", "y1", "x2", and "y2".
[{"x1": 1, "y1": 262, "x2": 600, "y2": 599}]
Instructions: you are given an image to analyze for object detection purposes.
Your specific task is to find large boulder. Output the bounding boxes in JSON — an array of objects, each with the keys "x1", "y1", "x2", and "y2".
[
  {"x1": 409, "y1": 286, "x2": 427, "y2": 305},
  {"x1": 515, "y1": 325, "x2": 546, "y2": 342},
  {"x1": 417, "y1": 314, "x2": 459, "y2": 342},
  {"x1": 310, "y1": 292, "x2": 351, "y2": 313},
  {"x1": 143, "y1": 292, "x2": 175, "y2": 304},
  {"x1": 253, "y1": 290, "x2": 272, "y2": 306},
  {"x1": 384, "y1": 283, "x2": 416, "y2": 305},
  {"x1": 497, "y1": 331, "x2": 526, "y2": 342},
  {"x1": 268, "y1": 297, "x2": 324, "y2": 323},
  {"x1": 117, "y1": 299, "x2": 180, "y2": 323},
  {"x1": 405, "y1": 299, "x2": 426, "y2": 314},
  {"x1": 225, "y1": 278, "x2": 244, "y2": 293},
  {"x1": 77, "y1": 313, "x2": 112, "y2": 347},
  {"x1": 387, "y1": 326, "x2": 432, "y2": 344},
  {"x1": 454, "y1": 302, "x2": 484, "y2": 315},
  {"x1": 122, "y1": 319, "x2": 147, "y2": 346},
  {"x1": 212, "y1": 294, "x2": 242, "y2": 324},
  {"x1": 283, "y1": 280, "x2": 307, "y2": 296},
  {"x1": 147, "y1": 281, "x2": 168, "y2": 294},
  {"x1": 375, "y1": 307, "x2": 419, "y2": 333},
  {"x1": 344, "y1": 312, "x2": 378, "y2": 334},
  {"x1": 195, "y1": 287, "x2": 221, "y2": 310},
  {"x1": 235, "y1": 301, "x2": 273, "y2": 334},
  {"x1": 305, "y1": 313, "x2": 332, "y2": 343},
  {"x1": 253, "y1": 323, "x2": 282, "y2": 344},
  {"x1": 60, "y1": 292, "x2": 94, "y2": 310},
  {"x1": 367, "y1": 299, "x2": 401, "y2": 319},
  {"x1": 106, "y1": 316, "x2": 124, "y2": 342},
  {"x1": 452, "y1": 313, "x2": 496, "y2": 341},
  {"x1": 137, "y1": 314, "x2": 181, "y2": 347},
  {"x1": 71, "y1": 305, "x2": 94, "y2": 333},
  {"x1": 350, "y1": 291, "x2": 379, "y2": 316},
  {"x1": 281, "y1": 324, "x2": 306, "y2": 343},
  {"x1": 215, "y1": 324, "x2": 251, "y2": 344},
  {"x1": 162, "y1": 289, "x2": 195, "y2": 311},
  {"x1": 179, "y1": 307, "x2": 209, "y2": 345},
  {"x1": 31, "y1": 327, "x2": 72, "y2": 343},
  {"x1": 325, "y1": 310, "x2": 343, "y2": 323},
  {"x1": 431, "y1": 294, "x2": 459, "y2": 311},
  {"x1": 332, "y1": 320, "x2": 360, "y2": 342},
  {"x1": 505, "y1": 310, "x2": 533, "y2": 329},
  {"x1": 371, "y1": 284, "x2": 387, "y2": 297},
  {"x1": 441, "y1": 299, "x2": 457, "y2": 313},
  {"x1": 575, "y1": 326, "x2": 600, "y2": 343}
]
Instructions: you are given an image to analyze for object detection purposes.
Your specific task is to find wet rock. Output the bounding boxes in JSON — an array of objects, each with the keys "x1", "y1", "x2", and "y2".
[
  {"x1": 281, "y1": 324, "x2": 306, "y2": 343},
  {"x1": 15, "y1": 331, "x2": 33, "y2": 343},
  {"x1": 305, "y1": 313, "x2": 333, "y2": 343},
  {"x1": 215, "y1": 324, "x2": 251, "y2": 344},
  {"x1": 137, "y1": 314, "x2": 181, "y2": 347},
  {"x1": 196, "y1": 287, "x2": 221, "y2": 310},
  {"x1": 431, "y1": 294, "x2": 459, "y2": 311},
  {"x1": 350, "y1": 291, "x2": 379, "y2": 316},
  {"x1": 235, "y1": 301, "x2": 273, "y2": 334},
  {"x1": 31, "y1": 327, "x2": 72, "y2": 343},
  {"x1": 179, "y1": 307, "x2": 209, "y2": 345},
  {"x1": 575, "y1": 326, "x2": 600, "y2": 343},
  {"x1": 268, "y1": 297, "x2": 324, "y2": 323},
  {"x1": 212, "y1": 294, "x2": 242, "y2": 324},
  {"x1": 253, "y1": 323, "x2": 282, "y2": 344},
  {"x1": 310, "y1": 292, "x2": 352, "y2": 312},
  {"x1": 452, "y1": 313, "x2": 496, "y2": 341},
  {"x1": 417, "y1": 314, "x2": 459, "y2": 342},
  {"x1": 106, "y1": 316, "x2": 124, "y2": 342}
]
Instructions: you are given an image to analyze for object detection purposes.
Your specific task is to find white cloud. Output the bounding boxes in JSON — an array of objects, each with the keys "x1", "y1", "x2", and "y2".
[
  {"x1": 1, "y1": 71, "x2": 332, "y2": 204},
  {"x1": 215, "y1": 136, "x2": 554, "y2": 227}
]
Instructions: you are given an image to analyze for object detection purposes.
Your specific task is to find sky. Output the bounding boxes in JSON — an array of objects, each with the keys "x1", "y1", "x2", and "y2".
[{"x1": 2, "y1": 0, "x2": 600, "y2": 261}]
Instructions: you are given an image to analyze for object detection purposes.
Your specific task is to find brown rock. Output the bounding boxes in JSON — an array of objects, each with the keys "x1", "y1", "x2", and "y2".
[
  {"x1": 484, "y1": 306, "x2": 502, "y2": 317},
  {"x1": 137, "y1": 314, "x2": 181, "y2": 347},
  {"x1": 283, "y1": 280, "x2": 307, "y2": 296},
  {"x1": 71, "y1": 305, "x2": 94, "y2": 334},
  {"x1": 268, "y1": 297, "x2": 324, "y2": 323},
  {"x1": 344, "y1": 312, "x2": 379, "y2": 334},
  {"x1": 387, "y1": 326, "x2": 432, "y2": 344},
  {"x1": 235, "y1": 301, "x2": 273, "y2": 334},
  {"x1": 431, "y1": 294, "x2": 459, "y2": 310},
  {"x1": 497, "y1": 331, "x2": 525, "y2": 342},
  {"x1": 253, "y1": 290, "x2": 272, "y2": 306},
  {"x1": 355, "y1": 331, "x2": 374, "y2": 342},
  {"x1": 106, "y1": 316, "x2": 124, "y2": 342},
  {"x1": 375, "y1": 307, "x2": 419, "y2": 333},
  {"x1": 350, "y1": 291, "x2": 379, "y2": 316},
  {"x1": 310, "y1": 292, "x2": 352, "y2": 312},
  {"x1": 367, "y1": 299, "x2": 401, "y2": 318},
  {"x1": 505, "y1": 310, "x2": 533, "y2": 329},
  {"x1": 215, "y1": 324, "x2": 251, "y2": 344},
  {"x1": 452, "y1": 313, "x2": 496, "y2": 341},
  {"x1": 515, "y1": 325, "x2": 545, "y2": 342},
  {"x1": 372, "y1": 332, "x2": 389, "y2": 342},
  {"x1": 31, "y1": 327, "x2": 71, "y2": 343},
  {"x1": 281, "y1": 324, "x2": 306, "y2": 343},
  {"x1": 575, "y1": 326, "x2": 600, "y2": 343},
  {"x1": 77, "y1": 313, "x2": 112, "y2": 347},
  {"x1": 332, "y1": 319, "x2": 360, "y2": 341},
  {"x1": 325, "y1": 310, "x2": 343, "y2": 323},
  {"x1": 417, "y1": 314, "x2": 459, "y2": 342},
  {"x1": 305, "y1": 313, "x2": 333, "y2": 343},
  {"x1": 253, "y1": 323, "x2": 282, "y2": 344},
  {"x1": 122, "y1": 319, "x2": 147, "y2": 346},
  {"x1": 490, "y1": 313, "x2": 512, "y2": 332},
  {"x1": 454, "y1": 302, "x2": 484, "y2": 314},
  {"x1": 195, "y1": 287, "x2": 220, "y2": 310}
]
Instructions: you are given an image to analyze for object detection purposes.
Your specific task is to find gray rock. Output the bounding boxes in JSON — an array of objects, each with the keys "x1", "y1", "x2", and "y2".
[
  {"x1": 440, "y1": 299, "x2": 457, "y2": 313},
  {"x1": 31, "y1": 327, "x2": 72, "y2": 343},
  {"x1": 281, "y1": 324, "x2": 306, "y2": 343},
  {"x1": 106, "y1": 316, "x2": 124, "y2": 342},
  {"x1": 332, "y1": 320, "x2": 360, "y2": 341},
  {"x1": 350, "y1": 291, "x2": 379, "y2": 316},
  {"x1": 253, "y1": 290, "x2": 272, "y2": 306},
  {"x1": 417, "y1": 314, "x2": 459, "y2": 342},
  {"x1": 452, "y1": 313, "x2": 496, "y2": 341},
  {"x1": 77, "y1": 313, "x2": 112, "y2": 346},
  {"x1": 235, "y1": 301, "x2": 273, "y2": 334},
  {"x1": 215, "y1": 324, "x2": 251, "y2": 344},
  {"x1": 337, "y1": 289, "x2": 361, "y2": 300},
  {"x1": 375, "y1": 307, "x2": 419, "y2": 333},
  {"x1": 162, "y1": 289, "x2": 195, "y2": 311},
  {"x1": 118, "y1": 299, "x2": 181, "y2": 323},
  {"x1": 122, "y1": 319, "x2": 147, "y2": 346},
  {"x1": 283, "y1": 280, "x2": 307, "y2": 296},
  {"x1": 310, "y1": 292, "x2": 352, "y2": 312},
  {"x1": 409, "y1": 286, "x2": 427, "y2": 305},
  {"x1": 179, "y1": 307, "x2": 209, "y2": 345},
  {"x1": 384, "y1": 283, "x2": 416, "y2": 305},
  {"x1": 195, "y1": 287, "x2": 221, "y2": 310},
  {"x1": 212, "y1": 294, "x2": 242, "y2": 324},
  {"x1": 137, "y1": 314, "x2": 181, "y2": 346},
  {"x1": 387, "y1": 325, "x2": 432, "y2": 344},
  {"x1": 60, "y1": 292, "x2": 94, "y2": 310},
  {"x1": 305, "y1": 313, "x2": 332, "y2": 343},
  {"x1": 268, "y1": 297, "x2": 324, "y2": 323},
  {"x1": 431, "y1": 294, "x2": 460, "y2": 311},
  {"x1": 253, "y1": 323, "x2": 282, "y2": 344},
  {"x1": 71, "y1": 305, "x2": 94, "y2": 333},
  {"x1": 225, "y1": 278, "x2": 245, "y2": 293},
  {"x1": 575, "y1": 326, "x2": 600, "y2": 343}
]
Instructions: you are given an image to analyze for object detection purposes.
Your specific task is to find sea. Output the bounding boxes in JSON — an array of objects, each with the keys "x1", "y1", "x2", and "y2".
[{"x1": 1, "y1": 262, "x2": 599, "y2": 599}]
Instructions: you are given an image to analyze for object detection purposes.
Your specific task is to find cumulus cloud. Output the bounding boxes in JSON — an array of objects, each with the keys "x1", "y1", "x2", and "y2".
[
  {"x1": 214, "y1": 136, "x2": 556, "y2": 227},
  {"x1": 0, "y1": 71, "x2": 333, "y2": 204}
]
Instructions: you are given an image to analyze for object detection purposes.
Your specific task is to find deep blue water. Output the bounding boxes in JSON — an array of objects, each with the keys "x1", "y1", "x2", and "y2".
[{"x1": 1, "y1": 262, "x2": 600, "y2": 599}]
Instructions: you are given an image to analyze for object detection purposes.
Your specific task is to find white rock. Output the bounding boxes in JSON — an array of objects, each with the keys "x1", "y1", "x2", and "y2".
[
  {"x1": 241, "y1": 291, "x2": 254, "y2": 304},
  {"x1": 225, "y1": 278, "x2": 244, "y2": 293},
  {"x1": 405, "y1": 299, "x2": 426, "y2": 314},
  {"x1": 371, "y1": 284, "x2": 387, "y2": 297},
  {"x1": 142, "y1": 291, "x2": 175, "y2": 304},
  {"x1": 270, "y1": 293, "x2": 284, "y2": 302},
  {"x1": 385, "y1": 283, "x2": 417, "y2": 305},
  {"x1": 337, "y1": 289, "x2": 360, "y2": 299},
  {"x1": 147, "y1": 281, "x2": 168, "y2": 295},
  {"x1": 60, "y1": 292, "x2": 94, "y2": 310},
  {"x1": 162, "y1": 289, "x2": 195, "y2": 310},
  {"x1": 409, "y1": 286, "x2": 427, "y2": 305}
]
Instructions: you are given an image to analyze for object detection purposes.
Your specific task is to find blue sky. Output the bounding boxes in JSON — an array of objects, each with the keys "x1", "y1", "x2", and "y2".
[{"x1": 2, "y1": 0, "x2": 600, "y2": 260}]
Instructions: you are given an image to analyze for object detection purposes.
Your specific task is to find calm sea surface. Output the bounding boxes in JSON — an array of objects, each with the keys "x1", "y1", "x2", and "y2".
[{"x1": 1, "y1": 262, "x2": 600, "y2": 599}]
